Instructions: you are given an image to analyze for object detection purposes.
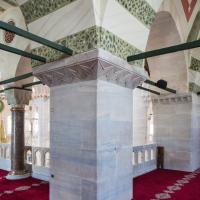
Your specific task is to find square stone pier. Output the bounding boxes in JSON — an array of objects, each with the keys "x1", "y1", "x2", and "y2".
[{"x1": 33, "y1": 49, "x2": 145, "y2": 200}]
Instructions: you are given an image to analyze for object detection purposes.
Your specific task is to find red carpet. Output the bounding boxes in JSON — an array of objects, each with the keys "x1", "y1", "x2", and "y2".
[
  {"x1": 0, "y1": 170, "x2": 49, "y2": 200},
  {"x1": 1, "y1": 169, "x2": 200, "y2": 200},
  {"x1": 133, "y1": 169, "x2": 200, "y2": 200}
]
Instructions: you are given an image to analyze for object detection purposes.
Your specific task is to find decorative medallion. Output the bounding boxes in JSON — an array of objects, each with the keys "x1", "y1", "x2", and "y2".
[
  {"x1": 181, "y1": 0, "x2": 197, "y2": 22},
  {"x1": 4, "y1": 20, "x2": 15, "y2": 43},
  {"x1": 0, "y1": 100, "x2": 4, "y2": 113}
]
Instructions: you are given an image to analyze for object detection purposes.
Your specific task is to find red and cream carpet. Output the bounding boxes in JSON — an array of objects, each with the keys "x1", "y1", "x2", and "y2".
[
  {"x1": 0, "y1": 170, "x2": 49, "y2": 200},
  {"x1": 1, "y1": 169, "x2": 200, "y2": 199},
  {"x1": 133, "y1": 169, "x2": 200, "y2": 200}
]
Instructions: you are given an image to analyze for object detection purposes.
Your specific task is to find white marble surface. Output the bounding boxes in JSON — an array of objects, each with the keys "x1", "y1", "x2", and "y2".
[
  {"x1": 50, "y1": 80, "x2": 133, "y2": 200},
  {"x1": 28, "y1": 0, "x2": 96, "y2": 49},
  {"x1": 95, "y1": 0, "x2": 150, "y2": 51},
  {"x1": 33, "y1": 49, "x2": 146, "y2": 200}
]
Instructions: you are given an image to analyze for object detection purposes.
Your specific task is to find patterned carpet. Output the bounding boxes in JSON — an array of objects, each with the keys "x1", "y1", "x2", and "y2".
[
  {"x1": 1, "y1": 169, "x2": 200, "y2": 200},
  {"x1": 0, "y1": 170, "x2": 49, "y2": 200},
  {"x1": 133, "y1": 169, "x2": 200, "y2": 200}
]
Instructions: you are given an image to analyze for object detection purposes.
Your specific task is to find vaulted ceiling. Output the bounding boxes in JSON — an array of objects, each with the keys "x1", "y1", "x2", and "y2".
[{"x1": 0, "y1": 0, "x2": 199, "y2": 93}]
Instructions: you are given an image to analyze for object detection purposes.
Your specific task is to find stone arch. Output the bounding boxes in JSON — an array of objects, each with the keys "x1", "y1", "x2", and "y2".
[
  {"x1": 0, "y1": 3, "x2": 32, "y2": 89},
  {"x1": 146, "y1": 11, "x2": 188, "y2": 94}
]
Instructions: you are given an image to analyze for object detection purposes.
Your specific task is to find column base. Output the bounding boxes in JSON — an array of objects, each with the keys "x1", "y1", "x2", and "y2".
[{"x1": 6, "y1": 171, "x2": 31, "y2": 180}]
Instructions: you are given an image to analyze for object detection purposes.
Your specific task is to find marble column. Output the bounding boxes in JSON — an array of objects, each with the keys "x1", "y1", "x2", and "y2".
[
  {"x1": 4, "y1": 88, "x2": 31, "y2": 180},
  {"x1": 33, "y1": 49, "x2": 145, "y2": 200}
]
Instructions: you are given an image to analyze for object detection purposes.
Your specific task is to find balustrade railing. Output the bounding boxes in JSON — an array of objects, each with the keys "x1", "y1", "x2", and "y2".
[
  {"x1": 0, "y1": 143, "x2": 157, "y2": 179},
  {"x1": 0, "y1": 143, "x2": 50, "y2": 180},
  {"x1": 0, "y1": 143, "x2": 10, "y2": 159},
  {"x1": 132, "y1": 144, "x2": 157, "y2": 177},
  {"x1": 0, "y1": 144, "x2": 50, "y2": 168}
]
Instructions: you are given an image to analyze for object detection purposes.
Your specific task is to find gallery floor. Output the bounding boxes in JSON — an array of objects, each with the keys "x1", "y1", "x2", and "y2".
[{"x1": 0, "y1": 169, "x2": 200, "y2": 200}]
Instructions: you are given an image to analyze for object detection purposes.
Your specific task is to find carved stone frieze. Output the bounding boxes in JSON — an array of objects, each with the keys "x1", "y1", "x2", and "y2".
[
  {"x1": 33, "y1": 49, "x2": 146, "y2": 89},
  {"x1": 152, "y1": 93, "x2": 192, "y2": 104}
]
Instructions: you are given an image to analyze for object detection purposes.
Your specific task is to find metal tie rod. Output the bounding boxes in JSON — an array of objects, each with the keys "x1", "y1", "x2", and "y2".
[
  {"x1": 0, "y1": 87, "x2": 32, "y2": 94},
  {"x1": 0, "y1": 72, "x2": 33, "y2": 85},
  {"x1": 0, "y1": 21, "x2": 73, "y2": 55},
  {"x1": 137, "y1": 86, "x2": 160, "y2": 95},
  {"x1": 0, "y1": 43, "x2": 46, "y2": 62},
  {"x1": 127, "y1": 39, "x2": 200, "y2": 62},
  {"x1": 23, "y1": 81, "x2": 43, "y2": 88}
]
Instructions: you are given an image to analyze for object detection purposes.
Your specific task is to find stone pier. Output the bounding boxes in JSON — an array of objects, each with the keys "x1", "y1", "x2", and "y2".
[{"x1": 33, "y1": 49, "x2": 145, "y2": 200}]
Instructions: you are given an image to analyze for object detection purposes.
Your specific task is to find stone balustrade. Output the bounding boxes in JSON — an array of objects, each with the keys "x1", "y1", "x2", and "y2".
[
  {"x1": 0, "y1": 143, "x2": 157, "y2": 179},
  {"x1": 33, "y1": 147, "x2": 50, "y2": 168},
  {"x1": 0, "y1": 144, "x2": 50, "y2": 168},
  {"x1": 0, "y1": 143, "x2": 11, "y2": 159},
  {"x1": 0, "y1": 144, "x2": 50, "y2": 180},
  {"x1": 133, "y1": 144, "x2": 157, "y2": 177}
]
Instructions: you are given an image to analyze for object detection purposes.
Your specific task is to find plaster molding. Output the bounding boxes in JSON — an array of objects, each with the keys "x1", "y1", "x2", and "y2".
[
  {"x1": 33, "y1": 49, "x2": 146, "y2": 89},
  {"x1": 152, "y1": 93, "x2": 192, "y2": 104}
]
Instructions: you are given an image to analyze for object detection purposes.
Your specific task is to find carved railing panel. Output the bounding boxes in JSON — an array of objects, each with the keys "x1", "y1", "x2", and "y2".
[{"x1": 133, "y1": 144, "x2": 157, "y2": 177}]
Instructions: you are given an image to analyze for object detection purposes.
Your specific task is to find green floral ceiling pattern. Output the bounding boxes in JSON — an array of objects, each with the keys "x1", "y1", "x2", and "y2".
[
  {"x1": 190, "y1": 57, "x2": 200, "y2": 72},
  {"x1": 0, "y1": 7, "x2": 5, "y2": 12},
  {"x1": 31, "y1": 26, "x2": 142, "y2": 67},
  {"x1": 20, "y1": 0, "x2": 156, "y2": 27},
  {"x1": 20, "y1": 0, "x2": 76, "y2": 24},
  {"x1": 116, "y1": 0, "x2": 156, "y2": 27},
  {"x1": 189, "y1": 82, "x2": 200, "y2": 93},
  {"x1": 189, "y1": 57, "x2": 200, "y2": 94},
  {"x1": 3, "y1": 0, "x2": 17, "y2": 6}
]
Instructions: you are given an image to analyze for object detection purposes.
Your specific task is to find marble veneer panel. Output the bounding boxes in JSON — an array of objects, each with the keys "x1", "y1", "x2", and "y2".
[
  {"x1": 50, "y1": 80, "x2": 133, "y2": 200},
  {"x1": 191, "y1": 94, "x2": 200, "y2": 171},
  {"x1": 152, "y1": 95, "x2": 194, "y2": 172}
]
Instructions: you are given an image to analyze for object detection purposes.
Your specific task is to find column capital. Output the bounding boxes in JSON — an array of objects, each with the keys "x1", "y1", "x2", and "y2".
[
  {"x1": 33, "y1": 49, "x2": 146, "y2": 89},
  {"x1": 4, "y1": 88, "x2": 32, "y2": 106}
]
